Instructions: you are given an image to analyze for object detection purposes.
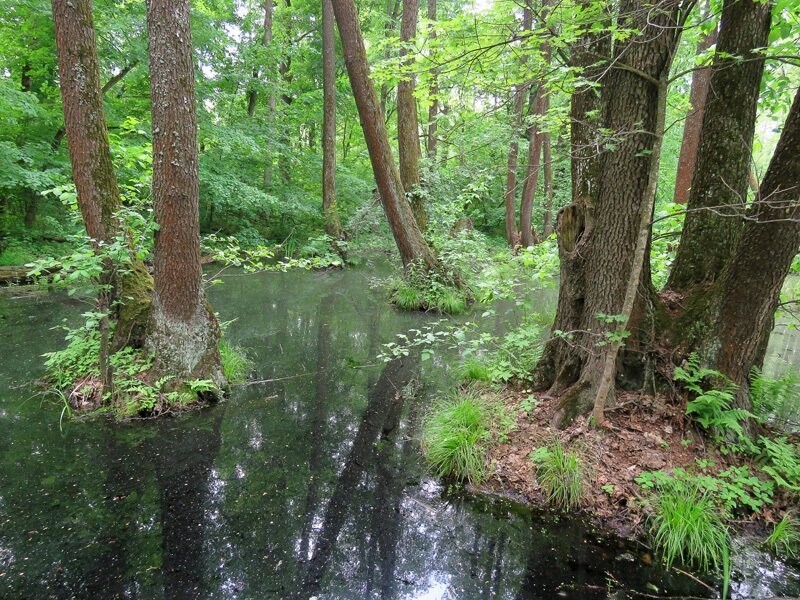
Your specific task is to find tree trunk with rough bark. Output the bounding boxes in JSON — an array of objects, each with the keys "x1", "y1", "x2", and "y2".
[
  {"x1": 330, "y1": 0, "x2": 439, "y2": 271},
  {"x1": 322, "y1": 0, "x2": 343, "y2": 240},
  {"x1": 52, "y1": 0, "x2": 152, "y2": 352},
  {"x1": 398, "y1": 0, "x2": 426, "y2": 230},
  {"x1": 534, "y1": 0, "x2": 681, "y2": 427},
  {"x1": 667, "y1": 0, "x2": 771, "y2": 293},
  {"x1": 145, "y1": 0, "x2": 224, "y2": 389},
  {"x1": 706, "y1": 88, "x2": 800, "y2": 413}
]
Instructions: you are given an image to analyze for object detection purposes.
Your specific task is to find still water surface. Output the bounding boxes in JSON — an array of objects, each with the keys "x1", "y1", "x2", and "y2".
[{"x1": 0, "y1": 259, "x2": 797, "y2": 599}]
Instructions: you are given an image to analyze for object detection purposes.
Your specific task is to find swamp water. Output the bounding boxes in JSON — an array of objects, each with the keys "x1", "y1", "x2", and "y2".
[{"x1": 0, "y1": 259, "x2": 798, "y2": 599}]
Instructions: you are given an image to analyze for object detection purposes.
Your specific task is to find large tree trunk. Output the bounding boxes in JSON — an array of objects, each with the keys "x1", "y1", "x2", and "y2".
[
  {"x1": 322, "y1": 0, "x2": 343, "y2": 240},
  {"x1": 534, "y1": 0, "x2": 681, "y2": 426},
  {"x1": 398, "y1": 0, "x2": 426, "y2": 230},
  {"x1": 708, "y1": 88, "x2": 800, "y2": 412},
  {"x1": 503, "y1": 7, "x2": 532, "y2": 248},
  {"x1": 330, "y1": 0, "x2": 439, "y2": 271},
  {"x1": 666, "y1": 0, "x2": 771, "y2": 293},
  {"x1": 52, "y1": 0, "x2": 152, "y2": 352},
  {"x1": 145, "y1": 0, "x2": 224, "y2": 388},
  {"x1": 673, "y1": 19, "x2": 718, "y2": 204}
]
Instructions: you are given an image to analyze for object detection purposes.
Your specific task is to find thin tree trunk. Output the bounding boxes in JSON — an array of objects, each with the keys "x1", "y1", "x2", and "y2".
[
  {"x1": 673, "y1": 20, "x2": 718, "y2": 204},
  {"x1": 520, "y1": 86, "x2": 545, "y2": 248},
  {"x1": 426, "y1": 0, "x2": 438, "y2": 160},
  {"x1": 398, "y1": 0, "x2": 426, "y2": 230},
  {"x1": 503, "y1": 7, "x2": 532, "y2": 248},
  {"x1": 330, "y1": 0, "x2": 439, "y2": 271},
  {"x1": 322, "y1": 0, "x2": 343, "y2": 239},
  {"x1": 541, "y1": 129, "x2": 554, "y2": 237},
  {"x1": 667, "y1": 0, "x2": 771, "y2": 293},
  {"x1": 145, "y1": 0, "x2": 224, "y2": 388},
  {"x1": 263, "y1": 0, "x2": 276, "y2": 189}
]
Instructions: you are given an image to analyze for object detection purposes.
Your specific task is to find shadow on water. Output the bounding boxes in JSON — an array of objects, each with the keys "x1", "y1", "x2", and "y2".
[{"x1": 0, "y1": 261, "x2": 798, "y2": 599}]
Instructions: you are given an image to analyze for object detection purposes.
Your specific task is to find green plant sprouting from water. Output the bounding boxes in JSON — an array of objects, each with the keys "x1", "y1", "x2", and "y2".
[
  {"x1": 530, "y1": 439, "x2": 585, "y2": 510},
  {"x1": 389, "y1": 260, "x2": 470, "y2": 315}
]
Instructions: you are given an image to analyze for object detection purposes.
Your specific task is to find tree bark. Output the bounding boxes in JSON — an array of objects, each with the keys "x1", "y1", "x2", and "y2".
[
  {"x1": 398, "y1": 0, "x2": 426, "y2": 230},
  {"x1": 322, "y1": 0, "x2": 343, "y2": 239},
  {"x1": 535, "y1": 0, "x2": 682, "y2": 426},
  {"x1": 52, "y1": 0, "x2": 152, "y2": 352},
  {"x1": 503, "y1": 7, "x2": 532, "y2": 248},
  {"x1": 330, "y1": 0, "x2": 439, "y2": 271},
  {"x1": 667, "y1": 0, "x2": 771, "y2": 293},
  {"x1": 673, "y1": 21, "x2": 718, "y2": 204},
  {"x1": 145, "y1": 0, "x2": 224, "y2": 388},
  {"x1": 709, "y1": 88, "x2": 800, "y2": 412}
]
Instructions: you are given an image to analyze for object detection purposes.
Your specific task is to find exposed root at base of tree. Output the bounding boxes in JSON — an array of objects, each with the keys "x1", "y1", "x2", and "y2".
[{"x1": 477, "y1": 389, "x2": 795, "y2": 542}]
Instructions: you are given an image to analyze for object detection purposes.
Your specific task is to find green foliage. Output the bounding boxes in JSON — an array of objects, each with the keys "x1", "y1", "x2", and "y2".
[
  {"x1": 219, "y1": 338, "x2": 250, "y2": 383},
  {"x1": 646, "y1": 478, "x2": 730, "y2": 575},
  {"x1": 765, "y1": 512, "x2": 800, "y2": 559},
  {"x1": 530, "y1": 439, "x2": 585, "y2": 510},
  {"x1": 422, "y1": 390, "x2": 489, "y2": 484},
  {"x1": 750, "y1": 367, "x2": 800, "y2": 428},
  {"x1": 757, "y1": 436, "x2": 800, "y2": 493},
  {"x1": 674, "y1": 354, "x2": 755, "y2": 440},
  {"x1": 481, "y1": 319, "x2": 545, "y2": 383},
  {"x1": 389, "y1": 261, "x2": 470, "y2": 315},
  {"x1": 458, "y1": 359, "x2": 491, "y2": 382}
]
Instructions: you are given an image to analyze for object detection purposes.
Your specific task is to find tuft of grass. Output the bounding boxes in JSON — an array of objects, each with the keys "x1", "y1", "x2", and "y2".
[
  {"x1": 459, "y1": 359, "x2": 491, "y2": 382},
  {"x1": 391, "y1": 283, "x2": 423, "y2": 311},
  {"x1": 530, "y1": 439, "x2": 585, "y2": 510},
  {"x1": 648, "y1": 481, "x2": 730, "y2": 573},
  {"x1": 422, "y1": 391, "x2": 489, "y2": 484},
  {"x1": 219, "y1": 338, "x2": 250, "y2": 383},
  {"x1": 765, "y1": 512, "x2": 800, "y2": 559}
]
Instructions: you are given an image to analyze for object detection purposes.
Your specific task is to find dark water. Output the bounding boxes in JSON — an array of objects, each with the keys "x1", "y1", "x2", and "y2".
[{"x1": 0, "y1": 260, "x2": 796, "y2": 599}]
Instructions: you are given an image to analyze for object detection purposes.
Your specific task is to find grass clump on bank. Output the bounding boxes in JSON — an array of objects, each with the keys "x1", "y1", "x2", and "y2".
[
  {"x1": 390, "y1": 262, "x2": 470, "y2": 315},
  {"x1": 219, "y1": 338, "x2": 250, "y2": 383},
  {"x1": 648, "y1": 480, "x2": 730, "y2": 575},
  {"x1": 422, "y1": 390, "x2": 490, "y2": 484},
  {"x1": 530, "y1": 439, "x2": 585, "y2": 510},
  {"x1": 765, "y1": 512, "x2": 800, "y2": 559}
]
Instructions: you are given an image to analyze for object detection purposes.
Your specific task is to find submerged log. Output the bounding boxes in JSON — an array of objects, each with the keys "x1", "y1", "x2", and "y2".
[{"x1": 0, "y1": 265, "x2": 59, "y2": 286}]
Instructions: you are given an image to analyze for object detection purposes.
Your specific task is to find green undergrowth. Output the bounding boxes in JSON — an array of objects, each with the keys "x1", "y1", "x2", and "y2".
[
  {"x1": 389, "y1": 262, "x2": 470, "y2": 314},
  {"x1": 765, "y1": 512, "x2": 800, "y2": 559},
  {"x1": 634, "y1": 355, "x2": 800, "y2": 587},
  {"x1": 42, "y1": 320, "x2": 243, "y2": 418},
  {"x1": 421, "y1": 387, "x2": 516, "y2": 484},
  {"x1": 530, "y1": 438, "x2": 585, "y2": 510}
]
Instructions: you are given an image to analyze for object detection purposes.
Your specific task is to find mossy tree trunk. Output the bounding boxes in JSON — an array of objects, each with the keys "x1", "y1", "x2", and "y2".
[
  {"x1": 145, "y1": 0, "x2": 224, "y2": 389},
  {"x1": 666, "y1": 0, "x2": 771, "y2": 293},
  {"x1": 52, "y1": 0, "x2": 152, "y2": 352}
]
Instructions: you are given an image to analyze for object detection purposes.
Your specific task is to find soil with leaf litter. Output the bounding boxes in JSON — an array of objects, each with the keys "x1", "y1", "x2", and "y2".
[{"x1": 477, "y1": 389, "x2": 786, "y2": 540}]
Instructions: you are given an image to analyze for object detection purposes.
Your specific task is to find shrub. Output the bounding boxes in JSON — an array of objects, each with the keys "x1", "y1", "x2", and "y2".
[
  {"x1": 389, "y1": 261, "x2": 470, "y2": 314},
  {"x1": 422, "y1": 391, "x2": 489, "y2": 484},
  {"x1": 530, "y1": 439, "x2": 584, "y2": 510}
]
